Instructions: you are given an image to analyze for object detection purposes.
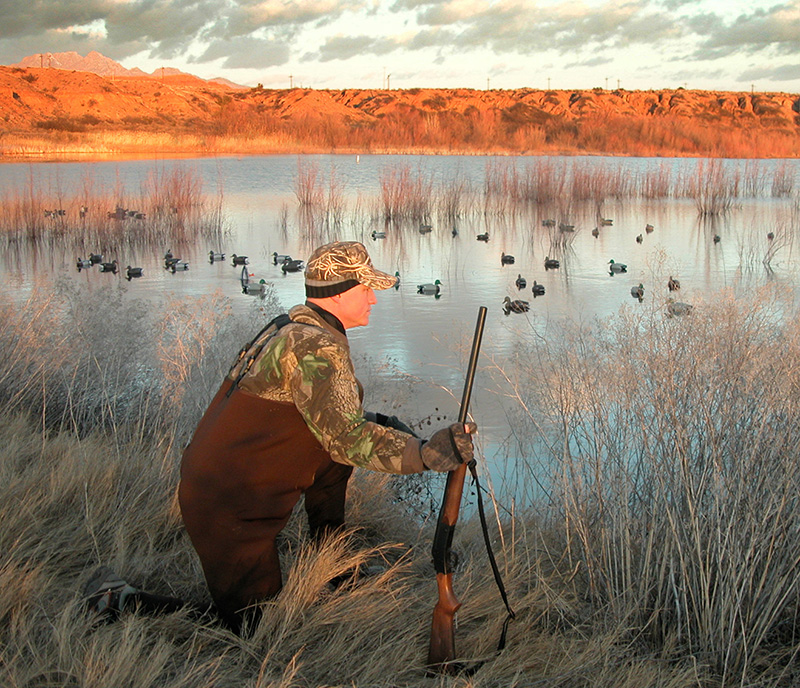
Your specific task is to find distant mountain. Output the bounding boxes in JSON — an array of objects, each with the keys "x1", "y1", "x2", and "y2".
[{"x1": 10, "y1": 50, "x2": 244, "y2": 88}]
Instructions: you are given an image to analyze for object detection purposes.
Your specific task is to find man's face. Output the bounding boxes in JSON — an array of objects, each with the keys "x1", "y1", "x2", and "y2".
[{"x1": 333, "y1": 284, "x2": 377, "y2": 329}]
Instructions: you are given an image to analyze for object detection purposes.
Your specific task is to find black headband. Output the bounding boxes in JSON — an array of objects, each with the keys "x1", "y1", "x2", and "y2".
[{"x1": 305, "y1": 279, "x2": 360, "y2": 298}]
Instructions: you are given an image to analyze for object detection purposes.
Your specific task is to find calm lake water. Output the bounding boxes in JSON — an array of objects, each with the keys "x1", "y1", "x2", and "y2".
[{"x1": 1, "y1": 154, "x2": 799, "y2": 505}]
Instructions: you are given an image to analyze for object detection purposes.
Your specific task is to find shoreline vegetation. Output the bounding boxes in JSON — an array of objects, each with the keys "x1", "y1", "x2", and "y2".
[
  {"x1": 0, "y1": 65, "x2": 799, "y2": 160},
  {"x1": 4, "y1": 275, "x2": 800, "y2": 686}
]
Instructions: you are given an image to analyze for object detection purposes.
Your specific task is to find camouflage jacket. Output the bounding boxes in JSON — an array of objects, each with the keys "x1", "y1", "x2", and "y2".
[{"x1": 228, "y1": 304, "x2": 425, "y2": 474}]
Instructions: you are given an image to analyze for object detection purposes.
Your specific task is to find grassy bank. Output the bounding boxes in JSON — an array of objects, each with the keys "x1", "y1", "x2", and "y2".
[{"x1": 2, "y1": 277, "x2": 800, "y2": 686}]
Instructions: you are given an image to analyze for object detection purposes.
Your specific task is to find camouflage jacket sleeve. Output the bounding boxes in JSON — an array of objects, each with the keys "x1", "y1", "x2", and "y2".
[{"x1": 238, "y1": 307, "x2": 425, "y2": 474}]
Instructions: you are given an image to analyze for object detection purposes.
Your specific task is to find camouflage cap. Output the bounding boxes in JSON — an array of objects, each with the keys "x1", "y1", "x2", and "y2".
[{"x1": 305, "y1": 241, "x2": 398, "y2": 297}]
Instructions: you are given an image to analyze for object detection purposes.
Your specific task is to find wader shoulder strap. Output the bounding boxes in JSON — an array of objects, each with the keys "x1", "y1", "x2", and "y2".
[{"x1": 226, "y1": 313, "x2": 292, "y2": 397}]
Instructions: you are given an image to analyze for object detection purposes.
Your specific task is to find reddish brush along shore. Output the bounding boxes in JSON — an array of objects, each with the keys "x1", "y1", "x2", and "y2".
[{"x1": 1, "y1": 65, "x2": 798, "y2": 158}]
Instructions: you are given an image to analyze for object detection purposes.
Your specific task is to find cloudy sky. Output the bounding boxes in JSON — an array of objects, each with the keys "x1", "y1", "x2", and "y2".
[{"x1": 1, "y1": 0, "x2": 798, "y2": 92}]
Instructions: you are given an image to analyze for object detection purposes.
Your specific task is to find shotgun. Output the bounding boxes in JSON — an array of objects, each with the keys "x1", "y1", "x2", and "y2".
[{"x1": 426, "y1": 306, "x2": 487, "y2": 673}]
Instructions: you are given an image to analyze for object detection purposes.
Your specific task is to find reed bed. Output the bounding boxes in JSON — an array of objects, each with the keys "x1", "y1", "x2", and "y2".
[
  {"x1": 495, "y1": 287, "x2": 800, "y2": 684},
  {"x1": 0, "y1": 164, "x2": 228, "y2": 253}
]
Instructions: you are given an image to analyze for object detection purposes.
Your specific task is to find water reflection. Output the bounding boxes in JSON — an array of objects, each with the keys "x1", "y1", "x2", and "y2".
[{"x1": 0, "y1": 154, "x2": 798, "y2": 503}]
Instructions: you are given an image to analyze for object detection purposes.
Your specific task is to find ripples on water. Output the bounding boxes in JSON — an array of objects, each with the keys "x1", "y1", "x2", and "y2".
[{"x1": 1, "y1": 154, "x2": 798, "y2": 503}]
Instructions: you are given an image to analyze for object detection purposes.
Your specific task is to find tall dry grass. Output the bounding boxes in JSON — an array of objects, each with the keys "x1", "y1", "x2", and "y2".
[{"x1": 494, "y1": 287, "x2": 800, "y2": 684}]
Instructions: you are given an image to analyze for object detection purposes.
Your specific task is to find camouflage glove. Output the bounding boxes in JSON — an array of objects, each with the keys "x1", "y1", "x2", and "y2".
[
  {"x1": 421, "y1": 422, "x2": 477, "y2": 472},
  {"x1": 365, "y1": 411, "x2": 420, "y2": 438}
]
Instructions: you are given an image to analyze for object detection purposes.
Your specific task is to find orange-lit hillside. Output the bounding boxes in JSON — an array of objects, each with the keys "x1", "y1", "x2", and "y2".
[{"x1": 0, "y1": 64, "x2": 798, "y2": 159}]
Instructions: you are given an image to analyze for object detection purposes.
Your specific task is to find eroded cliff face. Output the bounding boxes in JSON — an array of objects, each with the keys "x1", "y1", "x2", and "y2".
[{"x1": 0, "y1": 65, "x2": 797, "y2": 156}]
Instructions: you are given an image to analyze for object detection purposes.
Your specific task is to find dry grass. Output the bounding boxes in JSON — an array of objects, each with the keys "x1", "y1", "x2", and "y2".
[{"x1": 4, "y1": 278, "x2": 800, "y2": 685}]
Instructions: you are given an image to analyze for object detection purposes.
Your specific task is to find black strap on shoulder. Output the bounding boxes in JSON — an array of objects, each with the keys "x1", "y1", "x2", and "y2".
[{"x1": 226, "y1": 313, "x2": 292, "y2": 397}]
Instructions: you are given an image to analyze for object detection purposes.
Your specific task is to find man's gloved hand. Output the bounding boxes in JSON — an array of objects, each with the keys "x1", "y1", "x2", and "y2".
[
  {"x1": 421, "y1": 422, "x2": 477, "y2": 472},
  {"x1": 364, "y1": 411, "x2": 420, "y2": 438}
]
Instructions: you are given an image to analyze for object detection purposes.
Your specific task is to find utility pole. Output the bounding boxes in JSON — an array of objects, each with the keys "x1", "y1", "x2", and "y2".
[
  {"x1": 605, "y1": 76, "x2": 608, "y2": 89},
  {"x1": 547, "y1": 77, "x2": 551, "y2": 90},
  {"x1": 487, "y1": 77, "x2": 490, "y2": 90},
  {"x1": 387, "y1": 73, "x2": 391, "y2": 89},
  {"x1": 290, "y1": 74, "x2": 293, "y2": 88}
]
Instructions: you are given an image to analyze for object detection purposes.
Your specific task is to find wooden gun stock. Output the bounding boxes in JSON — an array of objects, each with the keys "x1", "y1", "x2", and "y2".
[{"x1": 426, "y1": 306, "x2": 487, "y2": 673}]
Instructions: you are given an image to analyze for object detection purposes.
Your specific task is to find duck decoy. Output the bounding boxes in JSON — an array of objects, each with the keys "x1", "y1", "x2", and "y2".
[
  {"x1": 531, "y1": 281, "x2": 545, "y2": 296},
  {"x1": 501, "y1": 252, "x2": 515, "y2": 265},
  {"x1": 76, "y1": 257, "x2": 92, "y2": 270},
  {"x1": 126, "y1": 265, "x2": 143, "y2": 280},
  {"x1": 272, "y1": 252, "x2": 291, "y2": 265},
  {"x1": 99, "y1": 260, "x2": 118, "y2": 274},
  {"x1": 515, "y1": 274, "x2": 527, "y2": 289},
  {"x1": 591, "y1": 227, "x2": 600, "y2": 238},
  {"x1": 668, "y1": 275, "x2": 680, "y2": 292},
  {"x1": 559, "y1": 223, "x2": 575, "y2": 232},
  {"x1": 667, "y1": 299, "x2": 693, "y2": 317},
  {"x1": 542, "y1": 219, "x2": 556, "y2": 227},
  {"x1": 631, "y1": 283, "x2": 645, "y2": 301},
  {"x1": 243, "y1": 279, "x2": 268, "y2": 296},
  {"x1": 419, "y1": 224, "x2": 433, "y2": 234},
  {"x1": 608, "y1": 259, "x2": 627, "y2": 273},
  {"x1": 371, "y1": 230, "x2": 386, "y2": 240},
  {"x1": 713, "y1": 235, "x2": 721, "y2": 244},
  {"x1": 417, "y1": 279, "x2": 442, "y2": 295},
  {"x1": 170, "y1": 261, "x2": 190, "y2": 272},
  {"x1": 281, "y1": 259, "x2": 304, "y2": 273},
  {"x1": 451, "y1": 227, "x2": 458, "y2": 237},
  {"x1": 476, "y1": 232, "x2": 489, "y2": 242},
  {"x1": 232, "y1": 254, "x2": 249, "y2": 266},
  {"x1": 600, "y1": 218, "x2": 613, "y2": 226},
  {"x1": 503, "y1": 296, "x2": 530, "y2": 313},
  {"x1": 165, "y1": 257, "x2": 180, "y2": 270},
  {"x1": 645, "y1": 223, "x2": 654, "y2": 233},
  {"x1": 544, "y1": 256, "x2": 560, "y2": 269},
  {"x1": 635, "y1": 234, "x2": 643, "y2": 244},
  {"x1": 209, "y1": 251, "x2": 225, "y2": 262},
  {"x1": 89, "y1": 253, "x2": 103, "y2": 264},
  {"x1": 767, "y1": 232, "x2": 775, "y2": 241}
]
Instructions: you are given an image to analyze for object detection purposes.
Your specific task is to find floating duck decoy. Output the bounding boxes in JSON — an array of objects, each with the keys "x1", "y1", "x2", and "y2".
[
  {"x1": 76, "y1": 257, "x2": 92, "y2": 270},
  {"x1": 501, "y1": 252, "x2": 515, "y2": 265},
  {"x1": 232, "y1": 254, "x2": 249, "y2": 266},
  {"x1": 371, "y1": 230, "x2": 386, "y2": 239},
  {"x1": 170, "y1": 261, "x2": 190, "y2": 272},
  {"x1": 243, "y1": 279, "x2": 268, "y2": 296},
  {"x1": 713, "y1": 235, "x2": 721, "y2": 244},
  {"x1": 668, "y1": 275, "x2": 680, "y2": 292},
  {"x1": 419, "y1": 224, "x2": 433, "y2": 234},
  {"x1": 515, "y1": 274, "x2": 527, "y2": 289},
  {"x1": 209, "y1": 251, "x2": 225, "y2": 262},
  {"x1": 89, "y1": 253, "x2": 103, "y2": 264},
  {"x1": 542, "y1": 219, "x2": 556, "y2": 227},
  {"x1": 667, "y1": 299, "x2": 693, "y2": 317},
  {"x1": 503, "y1": 296, "x2": 530, "y2": 313},
  {"x1": 99, "y1": 260, "x2": 118, "y2": 274},
  {"x1": 767, "y1": 232, "x2": 775, "y2": 241},
  {"x1": 645, "y1": 223, "x2": 654, "y2": 233},
  {"x1": 272, "y1": 252, "x2": 291, "y2": 265},
  {"x1": 636, "y1": 234, "x2": 643, "y2": 244},
  {"x1": 631, "y1": 283, "x2": 645, "y2": 301},
  {"x1": 417, "y1": 279, "x2": 442, "y2": 295},
  {"x1": 126, "y1": 265, "x2": 143, "y2": 280},
  {"x1": 600, "y1": 218, "x2": 613, "y2": 226},
  {"x1": 281, "y1": 259, "x2": 304, "y2": 273},
  {"x1": 559, "y1": 222, "x2": 575, "y2": 232},
  {"x1": 591, "y1": 227, "x2": 600, "y2": 238},
  {"x1": 165, "y1": 256, "x2": 180, "y2": 270},
  {"x1": 608, "y1": 259, "x2": 627, "y2": 273},
  {"x1": 451, "y1": 227, "x2": 458, "y2": 237},
  {"x1": 476, "y1": 232, "x2": 490, "y2": 242},
  {"x1": 531, "y1": 281, "x2": 545, "y2": 296},
  {"x1": 544, "y1": 256, "x2": 560, "y2": 269}
]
